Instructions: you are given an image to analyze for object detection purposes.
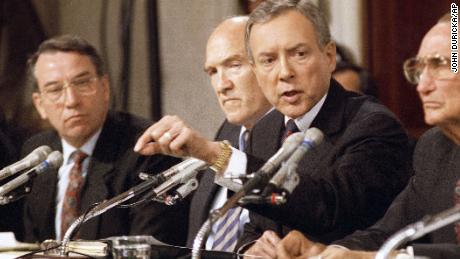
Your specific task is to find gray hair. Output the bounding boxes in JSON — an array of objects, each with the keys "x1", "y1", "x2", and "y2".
[
  {"x1": 245, "y1": 0, "x2": 331, "y2": 62},
  {"x1": 28, "y1": 35, "x2": 106, "y2": 89}
]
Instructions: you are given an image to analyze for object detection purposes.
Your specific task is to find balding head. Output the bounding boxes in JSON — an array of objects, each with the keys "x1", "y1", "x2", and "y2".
[
  {"x1": 206, "y1": 16, "x2": 249, "y2": 65},
  {"x1": 410, "y1": 14, "x2": 460, "y2": 142},
  {"x1": 204, "y1": 16, "x2": 271, "y2": 129}
]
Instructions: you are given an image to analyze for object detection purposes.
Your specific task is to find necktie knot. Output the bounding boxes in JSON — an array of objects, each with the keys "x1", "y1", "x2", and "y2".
[
  {"x1": 282, "y1": 119, "x2": 299, "y2": 142},
  {"x1": 72, "y1": 151, "x2": 88, "y2": 166}
]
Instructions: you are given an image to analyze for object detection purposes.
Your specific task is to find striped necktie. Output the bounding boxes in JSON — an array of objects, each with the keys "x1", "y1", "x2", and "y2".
[{"x1": 211, "y1": 129, "x2": 248, "y2": 252}]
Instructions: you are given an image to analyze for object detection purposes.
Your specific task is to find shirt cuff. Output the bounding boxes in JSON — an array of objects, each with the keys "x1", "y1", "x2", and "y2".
[{"x1": 223, "y1": 147, "x2": 247, "y2": 179}]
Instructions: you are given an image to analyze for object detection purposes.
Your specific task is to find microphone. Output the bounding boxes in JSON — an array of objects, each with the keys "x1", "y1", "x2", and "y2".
[
  {"x1": 164, "y1": 178, "x2": 199, "y2": 205},
  {"x1": 151, "y1": 159, "x2": 208, "y2": 198},
  {"x1": 138, "y1": 158, "x2": 208, "y2": 203},
  {"x1": 241, "y1": 132, "x2": 305, "y2": 193},
  {"x1": 0, "y1": 146, "x2": 52, "y2": 181},
  {"x1": 376, "y1": 205, "x2": 460, "y2": 259},
  {"x1": 189, "y1": 132, "x2": 306, "y2": 258},
  {"x1": 0, "y1": 151, "x2": 63, "y2": 197},
  {"x1": 257, "y1": 132, "x2": 305, "y2": 176},
  {"x1": 138, "y1": 158, "x2": 204, "y2": 187},
  {"x1": 262, "y1": 128, "x2": 324, "y2": 196}
]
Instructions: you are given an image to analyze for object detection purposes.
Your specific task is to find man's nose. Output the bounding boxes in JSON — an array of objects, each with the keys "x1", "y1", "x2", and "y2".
[
  {"x1": 63, "y1": 84, "x2": 81, "y2": 106},
  {"x1": 279, "y1": 55, "x2": 295, "y2": 81},
  {"x1": 216, "y1": 71, "x2": 233, "y2": 92},
  {"x1": 416, "y1": 68, "x2": 436, "y2": 95}
]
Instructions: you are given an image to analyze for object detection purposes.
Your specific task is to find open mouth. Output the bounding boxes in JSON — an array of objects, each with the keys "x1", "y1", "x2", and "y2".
[{"x1": 281, "y1": 90, "x2": 301, "y2": 103}]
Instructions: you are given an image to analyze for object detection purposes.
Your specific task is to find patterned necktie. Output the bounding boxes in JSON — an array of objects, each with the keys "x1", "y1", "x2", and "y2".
[
  {"x1": 454, "y1": 179, "x2": 460, "y2": 244},
  {"x1": 281, "y1": 119, "x2": 300, "y2": 143},
  {"x1": 211, "y1": 129, "x2": 248, "y2": 252},
  {"x1": 61, "y1": 151, "x2": 88, "y2": 237}
]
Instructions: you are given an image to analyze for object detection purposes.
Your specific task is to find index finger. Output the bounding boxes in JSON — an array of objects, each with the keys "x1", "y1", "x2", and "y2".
[{"x1": 134, "y1": 127, "x2": 157, "y2": 154}]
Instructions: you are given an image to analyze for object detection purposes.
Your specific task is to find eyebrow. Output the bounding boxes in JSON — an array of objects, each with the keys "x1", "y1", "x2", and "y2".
[
  {"x1": 204, "y1": 54, "x2": 244, "y2": 73},
  {"x1": 256, "y1": 43, "x2": 308, "y2": 57},
  {"x1": 287, "y1": 43, "x2": 308, "y2": 52}
]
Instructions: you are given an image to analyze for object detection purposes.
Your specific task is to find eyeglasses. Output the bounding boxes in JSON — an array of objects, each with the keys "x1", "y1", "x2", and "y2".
[
  {"x1": 403, "y1": 54, "x2": 456, "y2": 85},
  {"x1": 41, "y1": 76, "x2": 99, "y2": 102}
]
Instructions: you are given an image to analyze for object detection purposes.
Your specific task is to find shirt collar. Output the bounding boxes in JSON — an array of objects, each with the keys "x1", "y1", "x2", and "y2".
[
  {"x1": 61, "y1": 128, "x2": 102, "y2": 165},
  {"x1": 284, "y1": 93, "x2": 327, "y2": 132}
]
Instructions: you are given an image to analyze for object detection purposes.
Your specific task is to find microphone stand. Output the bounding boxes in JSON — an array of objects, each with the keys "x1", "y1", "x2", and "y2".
[
  {"x1": 375, "y1": 206, "x2": 460, "y2": 259},
  {"x1": 0, "y1": 186, "x2": 31, "y2": 205},
  {"x1": 192, "y1": 172, "x2": 272, "y2": 259},
  {"x1": 58, "y1": 177, "x2": 162, "y2": 256},
  {"x1": 58, "y1": 160, "x2": 208, "y2": 256}
]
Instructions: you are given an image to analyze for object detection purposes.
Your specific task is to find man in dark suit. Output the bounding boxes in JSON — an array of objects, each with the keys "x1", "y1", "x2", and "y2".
[
  {"x1": 186, "y1": 16, "x2": 271, "y2": 251},
  {"x1": 22, "y1": 35, "x2": 187, "y2": 245},
  {"x1": 274, "y1": 13, "x2": 460, "y2": 259},
  {"x1": 134, "y1": 1, "x2": 410, "y2": 258},
  {"x1": 134, "y1": 16, "x2": 272, "y2": 251}
]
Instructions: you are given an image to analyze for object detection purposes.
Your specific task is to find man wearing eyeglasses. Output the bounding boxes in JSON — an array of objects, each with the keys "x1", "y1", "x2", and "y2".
[
  {"x1": 273, "y1": 13, "x2": 460, "y2": 259},
  {"x1": 20, "y1": 35, "x2": 188, "y2": 245}
]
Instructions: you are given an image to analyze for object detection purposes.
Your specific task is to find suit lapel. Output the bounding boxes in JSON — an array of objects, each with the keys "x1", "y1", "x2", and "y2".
[
  {"x1": 215, "y1": 120, "x2": 240, "y2": 147},
  {"x1": 38, "y1": 134, "x2": 62, "y2": 239},
  {"x1": 78, "y1": 115, "x2": 116, "y2": 240},
  {"x1": 249, "y1": 110, "x2": 285, "y2": 160},
  {"x1": 297, "y1": 80, "x2": 353, "y2": 175},
  {"x1": 35, "y1": 166, "x2": 59, "y2": 239},
  {"x1": 79, "y1": 157, "x2": 113, "y2": 239}
]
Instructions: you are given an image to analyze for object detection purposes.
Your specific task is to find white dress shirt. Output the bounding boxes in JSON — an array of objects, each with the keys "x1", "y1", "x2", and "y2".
[{"x1": 206, "y1": 127, "x2": 250, "y2": 250}]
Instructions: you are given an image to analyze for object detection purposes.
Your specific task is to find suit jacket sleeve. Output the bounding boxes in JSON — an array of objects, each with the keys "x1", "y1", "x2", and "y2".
[
  {"x1": 333, "y1": 175, "x2": 423, "y2": 250},
  {"x1": 334, "y1": 127, "x2": 460, "y2": 258}
]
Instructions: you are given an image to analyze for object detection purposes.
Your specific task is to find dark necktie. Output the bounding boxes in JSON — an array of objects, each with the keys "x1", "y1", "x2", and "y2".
[
  {"x1": 61, "y1": 151, "x2": 88, "y2": 237},
  {"x1": 212, "y1": 129, "x2": 248, "y2": 252},
  {"x1": 239, "y1": 129, "x2": 250, "y2": 152},
  {"x1": 454, "y1": 179, "x2": 460, "y2": 244},
  {"x1": 282, "y1": 119, "x2": 300, "y2": 143}
]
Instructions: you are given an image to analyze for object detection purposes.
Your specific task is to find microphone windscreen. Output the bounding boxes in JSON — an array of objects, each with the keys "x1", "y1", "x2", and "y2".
[
  {"x1": 32, "y1": 146, "x2": 53, "y2": 161},
  {"x1": 283, "y1": 132, "x2": 305, "y2": 147},
  {"x1": 305, "y1": 128, "x2": 324, "y2": 146},
  {"x1": 47, "y1": 151, "x2": 63, "y2": 169}
]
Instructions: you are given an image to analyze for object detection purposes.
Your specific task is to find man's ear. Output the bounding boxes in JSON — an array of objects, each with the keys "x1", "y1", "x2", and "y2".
[
  {"x1": 32, "y1": 92, "x2": 48, "y2": 120},
  {"x1": 324, "y1": 41, "x2": 337, "y2": 72},
  {"x1": 100, "y1": 75, "x2": 111, "y2": 103}
]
